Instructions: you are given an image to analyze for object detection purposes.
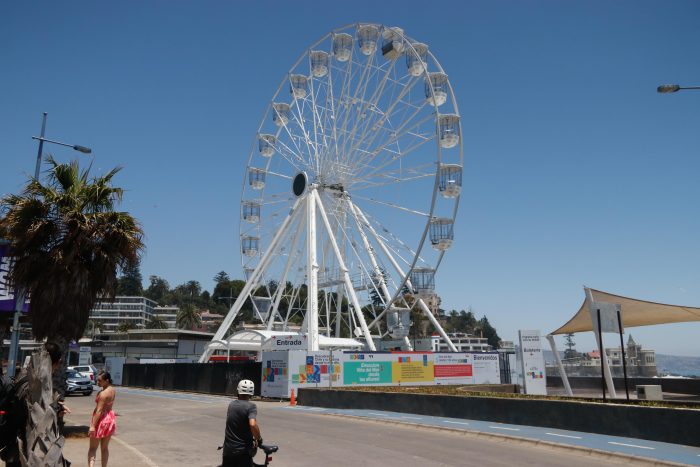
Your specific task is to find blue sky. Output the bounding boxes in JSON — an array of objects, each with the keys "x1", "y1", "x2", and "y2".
[{"x1": 2, "y1": 1, "x2": 699, "y2": 356}]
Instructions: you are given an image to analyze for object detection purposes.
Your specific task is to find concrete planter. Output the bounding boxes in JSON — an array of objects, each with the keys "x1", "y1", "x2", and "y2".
[{"x1": 298, "y1": 388, "x2": 700, "y2": 447}]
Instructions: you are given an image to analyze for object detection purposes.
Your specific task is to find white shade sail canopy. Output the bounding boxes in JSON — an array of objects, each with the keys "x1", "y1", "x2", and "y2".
[{"x1": 551, "y1": 288, "x2": 700, "y2": 335}]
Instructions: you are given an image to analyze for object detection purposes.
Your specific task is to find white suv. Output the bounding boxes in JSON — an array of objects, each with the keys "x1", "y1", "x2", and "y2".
[{"x1": 68, "y1": 364, "x2": 98, "y2": 383}]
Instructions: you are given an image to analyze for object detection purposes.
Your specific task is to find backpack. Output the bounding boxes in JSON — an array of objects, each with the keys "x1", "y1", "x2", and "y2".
[{"x1": 0, "y1": 374, "x2": 26, "y2": 462}]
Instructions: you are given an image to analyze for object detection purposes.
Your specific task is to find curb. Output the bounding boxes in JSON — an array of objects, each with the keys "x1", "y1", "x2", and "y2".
[{"x1": 304, "y1": 409, "x2": 692, "y2": 467}]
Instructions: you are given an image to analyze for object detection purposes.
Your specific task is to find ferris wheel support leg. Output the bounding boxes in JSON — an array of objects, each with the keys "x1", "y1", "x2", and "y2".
[
  {"x1": 351, "y1": 201, "x2": 457, "y2": 352},
  {"x1": 403, "y1": 336, "x2": 414, "y2": 351},
  {"x1": 334, "y1": 285, "x2": 344, "y2": 337},
  {"x1": 199, "y1": 197, "x2": 303, "y2": 363},
  {"x1": 267, "y1": 213, "x2": 305, "y2": 331},
  {"x1": 307, "y1": 189, "x2": 320, "y2": 351},
  {"x1": 314, "y1": 190, "x2": 376, "y2": 351}
]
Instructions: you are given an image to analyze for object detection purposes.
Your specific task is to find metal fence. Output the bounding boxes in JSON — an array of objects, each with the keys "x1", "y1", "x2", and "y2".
[{"x1": 122, "y1": 362, "x2": 262, "y2": 396}]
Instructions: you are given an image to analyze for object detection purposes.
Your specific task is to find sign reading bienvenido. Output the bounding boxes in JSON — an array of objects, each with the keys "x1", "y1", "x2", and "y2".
[{"x1": 0, "y1": 243, "x2": 29, "y2": 313}]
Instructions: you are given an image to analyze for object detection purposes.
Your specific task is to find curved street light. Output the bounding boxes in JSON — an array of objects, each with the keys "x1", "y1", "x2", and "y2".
[
  {"x1": 657, "y1": 84, "x2": 700, "y2": 93},
  {"x1": 6, "y1": 112, "x2": 93, "y2": 377}
]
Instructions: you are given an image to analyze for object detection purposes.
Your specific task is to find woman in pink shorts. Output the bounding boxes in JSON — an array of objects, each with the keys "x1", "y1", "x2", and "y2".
[{"x1": 88, "y1": 371, "x2": 116, "y2": 467}]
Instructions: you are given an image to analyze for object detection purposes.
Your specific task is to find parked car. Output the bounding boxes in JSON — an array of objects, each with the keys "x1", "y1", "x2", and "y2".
[
  {"x1": 68, "y1": 364, "x2": 98, "y2": 382},
  {"x1": 65, "y1": 369, "x2": 93, "y2": 396}
]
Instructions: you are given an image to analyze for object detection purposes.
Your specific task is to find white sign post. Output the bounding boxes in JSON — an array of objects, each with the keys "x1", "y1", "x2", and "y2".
[
  {"x1": 518, "y1": 330, "x2": 547, "y2": 395},
  {"x1": 78, "y1": 346, "x2": 92, "y2": 365}
]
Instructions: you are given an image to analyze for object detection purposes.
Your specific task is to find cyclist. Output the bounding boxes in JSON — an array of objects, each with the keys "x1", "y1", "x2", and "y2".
[{"x1": 222, "y1": 379, "x2": 262, "y2": 467}]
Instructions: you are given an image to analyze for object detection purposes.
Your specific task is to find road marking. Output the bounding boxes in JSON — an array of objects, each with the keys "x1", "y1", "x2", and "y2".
[
  {"x1": 112, "y1": 436, "x2": 159, "y2": 467},
  {"x1": 400, "y1": 416, "x2": 422, "y2": 420},
  {"x1": 608, "y1": 442, "x2": 654, "y2": 450},
  {"x1": 443, "y1": 420, "x2": 470, "y2": 426},
  {"x1": 368, "y1": 412, "x2": 388, "y2": 416},
  {"x1": 305, "y1": 407, "x2": 325, "y2": 411},
  {"x1": 489, "y1": 426, "x2": 520, "y2": 431},
  {"x1": 545, "y1": 432, "x2": 582, "y2": 439}
]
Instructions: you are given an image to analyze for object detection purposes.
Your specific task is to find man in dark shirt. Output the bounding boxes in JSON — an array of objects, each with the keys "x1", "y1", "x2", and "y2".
[{"x1": 222, "y1": 379, "x2": 262, "y2": 467}]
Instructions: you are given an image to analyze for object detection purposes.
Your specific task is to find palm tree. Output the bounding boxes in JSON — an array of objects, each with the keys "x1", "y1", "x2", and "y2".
[
  {"x1": 116, "y1": 321, "x2": 137, "y2": 333},
  {"x1": 176, "y1": 303, "x2": 202, "y2": 330},
  {"x1": 146, "y1": 315, "x2": 167, "y2": 329},
  {"x1": 0, "y1": 156, "x2": 144, "y2": 391}
]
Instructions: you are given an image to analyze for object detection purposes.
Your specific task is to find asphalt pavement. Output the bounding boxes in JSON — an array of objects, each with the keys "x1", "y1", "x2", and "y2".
[{"x1": 59, "y1": 387, "x2": 700, "y2": 466}]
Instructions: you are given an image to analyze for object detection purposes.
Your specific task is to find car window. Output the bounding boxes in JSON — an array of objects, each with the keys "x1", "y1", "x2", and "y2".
[{"x1": 66, "y1": 370, "x2": 78, "y2": 377}]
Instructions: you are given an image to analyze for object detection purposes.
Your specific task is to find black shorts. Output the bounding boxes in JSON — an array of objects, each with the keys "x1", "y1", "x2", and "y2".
[{"x1": 222, "y1": 450, "x2": 253, "y2": 467}]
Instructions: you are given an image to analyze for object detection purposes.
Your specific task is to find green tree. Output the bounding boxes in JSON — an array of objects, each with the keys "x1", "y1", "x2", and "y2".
[
  {"x1": 213, "y1": 270, "x2": 230, "y2": 284},
  {"x1": 117, "y1": 262, "x2": 144, "y2": 296},
  {"x1": 144, "y1": 275, "x2": 170, "y2": 304},
  {"x1": 176, "y1": 303, "x2": 202, "y2": 330},
  {"x1": 0, "y1": 157, "x2": 143, "y2": 393},
  {"x1": 145, "y1": 315, "x2": 168, "y2": 329},
  {"x1": 478, "y1": 316, "x2": 501, "y2": 349},
  {"x1": 564, "y1": 332, "x2": 577, "y2": 359},
  {"x1": 116, "y1": 321, "x2": 137, "y2": 332}
]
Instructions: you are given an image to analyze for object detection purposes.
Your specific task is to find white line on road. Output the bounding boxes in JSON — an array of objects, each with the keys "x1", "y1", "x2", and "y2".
[
  {"x1": 608, "y1": 441, "x2": 654, "y2": 450},
  {"x1": 545, "y1": 432, "x2": 582, "y2": 439},
  {"x1": 443, "y1": 421, "x2": 470, "y2": 426},
  {"x1": 112, "y1": 436, "x2": 160, "y2": 467},
  {"x1": 488, "y1": 426, "x2": 520, "y2": 431}
]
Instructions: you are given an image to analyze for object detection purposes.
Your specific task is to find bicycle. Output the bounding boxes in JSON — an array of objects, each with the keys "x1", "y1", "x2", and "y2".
[{"x1": 217, "y1": 442, "x2": 279, "y2": 467}]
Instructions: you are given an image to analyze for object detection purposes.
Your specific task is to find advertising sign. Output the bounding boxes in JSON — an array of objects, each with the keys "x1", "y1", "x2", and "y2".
[
  {"x1": 0, "y1": 244, "x2": 28, "y2": 313},
  {"x1": 105, "y1": 357, "x2": 125, "y2": 385},
  {"x1": 261, "y1": 351, "x2": 290, "y2": 398},
  {"x1": 78, "y1": 346, "x2": 92, "y2": 365},
  {"x1": 433, "y1": 352, "x2": 473, "y2": 385},
  {"x1": 518, "y1": 330, "x2": 547, "y2": 395},
  {"x1": 261, "y1": 350, "x2": 341, "y2": 398},
  {"x1": 471, "y1": 353, "x2": 501, "y2": 384},
  {"x1": 588, "y1": 302, "x2": 621, "y2": 333}
]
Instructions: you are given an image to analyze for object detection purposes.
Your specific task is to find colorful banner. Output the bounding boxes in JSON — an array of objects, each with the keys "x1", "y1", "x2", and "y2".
[
  {"x1": 261, "y1": 350, "x2": 341, "y2": 398},
  {"x1": 262, "y1": 350, "x2": 501, "y2": 397},
  {"x1": 434, "y1": 353, "x2": 474, "y2": 385},
  {"x1": 0, "y1": 244, "x2": 28, "y2": 313}
]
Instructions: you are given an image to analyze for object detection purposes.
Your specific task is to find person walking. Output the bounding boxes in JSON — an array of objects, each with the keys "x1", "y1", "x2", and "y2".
[
  {"x1": 88, "y1": 372, "x2": 116, "y2": 467},
  {"x1": 222, "y1": 379, "x2": 262, "y2": 467}
]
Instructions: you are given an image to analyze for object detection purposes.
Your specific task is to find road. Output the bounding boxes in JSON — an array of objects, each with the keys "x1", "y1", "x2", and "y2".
[{"x1": 60, "y1": 387, "x2": 695, "y2": 467}]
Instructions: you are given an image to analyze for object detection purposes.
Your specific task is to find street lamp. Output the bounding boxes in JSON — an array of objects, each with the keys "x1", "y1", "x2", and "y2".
[
  {"x1": 657, "y1": 84, "x2": 700, "y2": 93},
  {"x1": 6, "y1": 112, "x2": 92, "y2": 377}
]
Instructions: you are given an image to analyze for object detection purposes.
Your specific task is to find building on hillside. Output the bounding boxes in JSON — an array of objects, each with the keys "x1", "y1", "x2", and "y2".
[
  {"x1": 547, "y1": 335, "x2": 656, "y2": 377},
  {"x1": 378, "y1": 332, "x2": 491, "y2": 352},
  {"x1": 89, "y1": 296, "x2": 179, "y2": 332}
]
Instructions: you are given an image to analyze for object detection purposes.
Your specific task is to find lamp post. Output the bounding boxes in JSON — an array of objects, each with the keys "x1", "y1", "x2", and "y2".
[
  {"x1": 6, "y1": 112, "x2": 92, "y2": 378},
  {"x1": 657, "y1": 84, "x2": 700, "y2": 93}
]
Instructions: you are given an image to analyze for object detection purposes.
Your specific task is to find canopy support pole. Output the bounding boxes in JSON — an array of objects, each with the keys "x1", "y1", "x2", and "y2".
[
  {"x1": 587, "y1": 288, "x2": 617, "y2": 399},
  {"x1": 546, "y1": 334, "x2": 573, "y2": 396}
]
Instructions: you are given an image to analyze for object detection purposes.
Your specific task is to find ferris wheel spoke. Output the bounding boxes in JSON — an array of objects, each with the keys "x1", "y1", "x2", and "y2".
[
  {"x1": 347, "y1": 73, "x2": 420, "y2": 166},
  {"x1": 352, "y1": 194, "x2": 430, "y2": 217},
  {"x1": 338, "y1": 55, "x2": 388, "y2": 165},
  {"x1": 274, "y1": 138, "x2": 308, "y2": 172},
  {"x1": 345, "y1": 59, "x2": 399, "y2": 159}
]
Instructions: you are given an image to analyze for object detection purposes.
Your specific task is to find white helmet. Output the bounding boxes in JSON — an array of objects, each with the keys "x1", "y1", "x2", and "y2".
[{"x1": 237, "y1": 379, "x2": 255, "y2": 396}]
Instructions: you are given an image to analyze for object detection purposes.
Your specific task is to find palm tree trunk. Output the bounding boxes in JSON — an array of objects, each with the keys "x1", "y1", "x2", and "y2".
[
  {"x1": 18, "y1": 350, "x2": 69, "y2": 466},
  {"x1": 51, "y1": 336, "x2": 70, "y2": 401}
]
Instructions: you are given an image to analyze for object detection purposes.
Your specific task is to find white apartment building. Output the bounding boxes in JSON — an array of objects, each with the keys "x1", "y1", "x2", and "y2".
[{"x1": 90, "y1": 296, "x2": 179, "y2": 332}]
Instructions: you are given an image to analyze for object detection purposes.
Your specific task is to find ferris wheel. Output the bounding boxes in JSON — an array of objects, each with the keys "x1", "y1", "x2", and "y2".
[{"x1": 201, "y1": 23, "x2": 463, "y2": 361}]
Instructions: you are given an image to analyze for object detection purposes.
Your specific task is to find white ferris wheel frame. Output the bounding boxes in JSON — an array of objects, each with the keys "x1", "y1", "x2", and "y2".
[{"x1": 200, "y1": 23, "x2": 464, "y2": 362}]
